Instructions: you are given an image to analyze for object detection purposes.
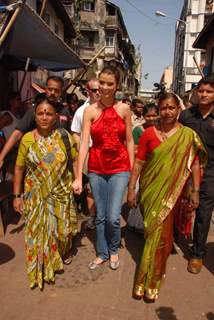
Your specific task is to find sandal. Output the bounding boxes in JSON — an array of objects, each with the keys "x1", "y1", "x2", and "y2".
[
  {"x1": 144, "y1": 288, "x2": 159, "y2": 302},
  {"x1": 133, "y1": 285, "x2": 144, "y2": 300},
  {"x1": 63, "y1": 253, "x2": 73, "y2": 265},
  {"x1": 88, "y1": 258, "x2": 106, "y2": 270}
]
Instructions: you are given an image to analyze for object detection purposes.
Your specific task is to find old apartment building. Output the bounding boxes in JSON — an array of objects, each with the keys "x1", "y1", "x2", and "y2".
[
  {"x1": 0, "y1": 0, "x2": 83, "y2": 105},
  {"x1": 62, "y1": 0, "x2": 141, "y2": 96}
]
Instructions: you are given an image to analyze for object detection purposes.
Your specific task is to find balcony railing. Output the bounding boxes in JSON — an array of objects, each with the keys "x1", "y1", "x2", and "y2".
[{"x1": 105, "y1": 16, "x2": 118, "y2": 28}]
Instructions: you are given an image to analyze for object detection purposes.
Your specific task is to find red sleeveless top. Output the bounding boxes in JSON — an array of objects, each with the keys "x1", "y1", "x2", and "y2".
[{"x1": 88, "y1": 106, "x2": 130, "y2": 174}]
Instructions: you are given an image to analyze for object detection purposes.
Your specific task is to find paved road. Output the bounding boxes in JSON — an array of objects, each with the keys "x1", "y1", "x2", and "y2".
[{"x1": 0, "y1": 211, "x2": 214, "y2": 320}]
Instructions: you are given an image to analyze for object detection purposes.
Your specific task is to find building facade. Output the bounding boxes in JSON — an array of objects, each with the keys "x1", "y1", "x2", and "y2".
[
  {"x1": 62, "y1": 0, "x2": 141, "y2": 96},
  {"x1": 160, "y1": 65, "x2": 173, "y2": 91},
  {"x1": 0, "y1": 0, "x2": 82, "y2": 106},
  {"x1": 193, "y1": 13, "x2": 214, "y2": 76},
  {"x1": 173, "y1": 0, "x2": 214, "y2": 95}
]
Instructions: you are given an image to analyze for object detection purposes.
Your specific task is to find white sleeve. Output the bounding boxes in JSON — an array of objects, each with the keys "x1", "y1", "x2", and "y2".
[{"x1": 71, "y1": 109, "x2": 82, "y2": 134}]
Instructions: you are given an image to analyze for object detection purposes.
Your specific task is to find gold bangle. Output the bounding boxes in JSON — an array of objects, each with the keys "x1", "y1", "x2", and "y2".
[
  {"x1": 192, "y1": 188, "x2": 200, "y2": 193},
  {"x1": 128, "y1": 185, "x2": 135, "y2": 190}
]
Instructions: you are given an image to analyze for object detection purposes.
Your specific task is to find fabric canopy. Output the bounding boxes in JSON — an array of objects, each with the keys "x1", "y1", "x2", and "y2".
[{"x1": 0, "y1": 3, "x2": 85, "y2": 71}]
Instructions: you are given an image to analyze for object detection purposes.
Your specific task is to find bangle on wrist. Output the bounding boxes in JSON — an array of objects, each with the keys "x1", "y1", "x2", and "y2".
[
  {"x1": 192, "y1": 188, "x2": 200, "y2": 193},
  {"x1": 13, "y1": 194, "x2": 21, "y2": 198},
  {"x1": 128, "y1": 185, "x2": 135, "y2": 190}
]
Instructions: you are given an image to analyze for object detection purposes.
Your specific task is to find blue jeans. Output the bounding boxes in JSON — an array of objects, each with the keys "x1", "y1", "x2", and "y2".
[{"x1": 88, "y1": 172, "x2": 130, "y2": 260}]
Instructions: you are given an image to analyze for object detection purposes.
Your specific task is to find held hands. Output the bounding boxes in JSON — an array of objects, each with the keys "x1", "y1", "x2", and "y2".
[
  {"x1": 127, "y1": 188, "x2": 137, "y2": 207},
  {"x1": 190, "y1": 190, "x2": 200, "y2": 209},
  {"x1": 13, "y1": 198, "x2": 23, "y2": 214},
  {"x1": 72, "y1": 178, "x2": 83, "y2": 195}
]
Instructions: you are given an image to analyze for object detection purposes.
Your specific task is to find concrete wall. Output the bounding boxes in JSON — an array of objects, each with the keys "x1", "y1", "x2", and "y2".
[{"x1": 45, "y1": 2, "x2": 64, "y2": 40}]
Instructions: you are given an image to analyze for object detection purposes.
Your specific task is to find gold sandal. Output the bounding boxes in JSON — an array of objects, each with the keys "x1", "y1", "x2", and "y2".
[
  {"x1": 133, "y1": 285, "x2": 144, "y2": 300},
  {"x1": 144, "y1": 288, "x2": 159, "y2": 302}
]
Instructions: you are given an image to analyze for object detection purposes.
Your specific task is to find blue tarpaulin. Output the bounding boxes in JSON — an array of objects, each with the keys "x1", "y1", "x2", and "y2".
[{"x1": 0, "y1": 2, "x2": 85, "y2": 71}]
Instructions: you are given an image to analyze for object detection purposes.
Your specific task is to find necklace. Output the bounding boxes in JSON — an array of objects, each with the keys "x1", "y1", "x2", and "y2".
[
  {"x1": 159, "y1": 123, "x2": 181, "y2": 141},
  {"x1": 99, "y1": 100, "x2": 115, "y2": 109}
]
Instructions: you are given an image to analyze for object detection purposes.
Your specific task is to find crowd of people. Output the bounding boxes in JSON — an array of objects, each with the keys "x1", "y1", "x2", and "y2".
[{"x1": 0, "y1": 67, "x2": 214, "y2": 302}]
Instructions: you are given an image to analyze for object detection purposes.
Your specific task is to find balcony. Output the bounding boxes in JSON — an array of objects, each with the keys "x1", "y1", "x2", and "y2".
[
  {"x1": 104, "y1": 46, "x2": 119, "y2": 58},
  {"x1": 105, "y1": 16, "x2": 118, "y2": 29},
  {"x1": 79, "y1": 11, "x2": 96, "y2": 25}
]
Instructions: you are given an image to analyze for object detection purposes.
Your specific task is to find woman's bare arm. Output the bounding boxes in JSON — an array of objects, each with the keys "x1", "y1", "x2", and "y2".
[
  {"x1": 191, "y1": 158, "x2": 201, "y2": 208},
  {"x1": 127, "y1": 159, "x2": 145, "y2": 206},
  {"x1": 72, "y1": 107, "x2": 93, "y2": 194},
  {"x1": 0, "y1": 130, "x2": 23, "y2": 168},
  {"x1": 123, "y1": 105, "x2": 134, "y2": 169}
]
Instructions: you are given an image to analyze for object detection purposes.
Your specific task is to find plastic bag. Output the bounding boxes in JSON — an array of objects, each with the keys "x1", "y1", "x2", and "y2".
[{"x1": 127, "y1": 204, "x2": 144, "y2": 234}]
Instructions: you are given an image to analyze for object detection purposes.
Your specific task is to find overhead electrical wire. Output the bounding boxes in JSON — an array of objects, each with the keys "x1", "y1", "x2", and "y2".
[{"x1": 121, "y1": 0, "x2": 172, "y2": 25}]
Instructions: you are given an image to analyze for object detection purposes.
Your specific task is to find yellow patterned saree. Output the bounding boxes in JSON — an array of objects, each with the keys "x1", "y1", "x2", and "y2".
[
  {"x1": 134, "y1": 126, "x2": 206, "y2": 299},
  {"x1": 16, "y1": 129, "x2": 78, "y2": 289}
]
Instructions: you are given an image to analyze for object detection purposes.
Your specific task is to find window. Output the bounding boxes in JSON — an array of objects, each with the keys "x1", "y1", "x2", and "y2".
[
  {"x1": 44, "y1": 13, "x2": 50, "y2": 25},
  {"x1": 81, "y1": 1, "x2": 95, "y2": 11},
  {"x1": 54, "y1": 23, "x2": 59, "y2": 35},
  {"x1": 106, "y1": 30, "x2": 115, "y2": 47},
  {"x1": 107, "y1": 4, "x2": 116, "y2": 16},
  {"x1": 79, "y1": 31, "x2": 96, "y2": 48}
]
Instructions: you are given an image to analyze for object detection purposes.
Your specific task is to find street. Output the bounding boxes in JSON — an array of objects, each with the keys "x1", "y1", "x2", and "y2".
[{"x1": 0, "y1": 212, "x2": 214, "y2": 320}]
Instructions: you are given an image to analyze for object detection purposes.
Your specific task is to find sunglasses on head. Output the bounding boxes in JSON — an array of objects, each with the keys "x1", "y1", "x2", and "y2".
[{"x1": 90, "y1": 88, "x2": 99, "y2": 93}]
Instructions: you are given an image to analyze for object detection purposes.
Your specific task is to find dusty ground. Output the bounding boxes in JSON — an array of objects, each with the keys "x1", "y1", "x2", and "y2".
[{"x1": 0, "y1": 209, "x2": 214, "y2": 320}]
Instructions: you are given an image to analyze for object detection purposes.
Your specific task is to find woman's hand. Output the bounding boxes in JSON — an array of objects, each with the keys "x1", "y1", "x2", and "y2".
[
  {"x1": 127, "y1": 188, "x2": 137, "y2": 207},
  {"x1": 13, "y1": 198, "x2": 23, "y2": 214},
  {"x1": 72, "y1": 178, "x2": 82, "y2": 195},
  {"x1": 190, "y1": 190, "x2": 200, "y2": 209}
]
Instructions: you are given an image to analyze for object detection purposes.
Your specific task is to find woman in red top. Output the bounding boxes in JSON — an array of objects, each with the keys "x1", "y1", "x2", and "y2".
[{"x1": 73, "y1": 66, "x2": 134, "y2": 270}]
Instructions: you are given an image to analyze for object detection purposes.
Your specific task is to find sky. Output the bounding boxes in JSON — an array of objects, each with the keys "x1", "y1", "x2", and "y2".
[{"x1": 111, "y1": 0, "x2": 184, "y2": 89}]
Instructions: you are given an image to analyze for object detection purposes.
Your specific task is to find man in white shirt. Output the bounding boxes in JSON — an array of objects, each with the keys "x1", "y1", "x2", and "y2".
[
  {"x1": 71, "y1": 78, "x2": 99, "y2": 145},
  {"x1": 71, "y1": 78, "x2": 100, "y2": 229}
]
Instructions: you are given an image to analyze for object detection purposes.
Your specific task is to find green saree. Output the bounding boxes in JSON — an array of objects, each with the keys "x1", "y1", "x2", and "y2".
[
  {"x1": 134, "y1": 126, "x2": 206, "y2": 299},
  {"x1": 16, "y1": 129, "x2": 78, "y2": 289}
]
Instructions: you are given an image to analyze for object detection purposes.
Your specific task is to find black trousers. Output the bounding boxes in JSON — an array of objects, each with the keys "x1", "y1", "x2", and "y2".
[{"x1": 192, "y1": 168, "x2": 214, "y2": 258}]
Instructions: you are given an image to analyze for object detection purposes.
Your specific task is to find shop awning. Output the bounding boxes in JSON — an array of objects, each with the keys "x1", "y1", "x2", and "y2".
[{"x1": 0, "y1": 2, "x2": 85, "y2": 71}]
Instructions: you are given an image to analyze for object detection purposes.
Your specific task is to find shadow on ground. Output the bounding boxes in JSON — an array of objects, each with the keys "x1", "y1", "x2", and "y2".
[
  {"x1": 0, "y1": 194, "x2": 22, "y2": 235},
  {"x1": 206, "y1": 312, "x2": 214, "y2": 320},
  {"x1": 0, "y1": 242, "x2": 15, "y2": 265},
  {"x1": 204, "y1": 242, "x2": 214, "y2": 275},
  {"x1": 156, "y1": 307, "x2": 178, "y2": 320}
]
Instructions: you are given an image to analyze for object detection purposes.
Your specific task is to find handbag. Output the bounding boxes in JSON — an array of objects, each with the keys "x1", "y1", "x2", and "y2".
[{"x1": 127, "y1": 204, "x2": 144, "y2": 234}]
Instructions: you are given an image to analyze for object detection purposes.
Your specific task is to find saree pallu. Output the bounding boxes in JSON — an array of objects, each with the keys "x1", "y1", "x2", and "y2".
[
  {"x1": 134, "y1": 126, "x2": 206, "y2": 298},
  {"x1": 23, "y1": 130, "x2": 78, "y2": 289}
]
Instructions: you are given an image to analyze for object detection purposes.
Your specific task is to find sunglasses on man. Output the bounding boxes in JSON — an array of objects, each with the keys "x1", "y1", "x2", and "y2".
[{"x1": 90, "y1": 88, "x2": 99, "y2": 93}]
